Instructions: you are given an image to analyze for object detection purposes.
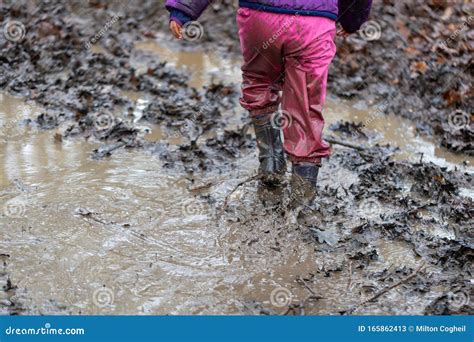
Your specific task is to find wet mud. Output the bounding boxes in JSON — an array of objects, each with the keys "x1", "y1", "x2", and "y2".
[{"x1": 0, "y1": 1, "x2": 473, "y2": 315}]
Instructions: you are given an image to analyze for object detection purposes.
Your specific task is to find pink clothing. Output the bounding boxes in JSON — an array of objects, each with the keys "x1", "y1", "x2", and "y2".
[{"x1": 237, "y1": 7, "x2": 337, "y2": 163}]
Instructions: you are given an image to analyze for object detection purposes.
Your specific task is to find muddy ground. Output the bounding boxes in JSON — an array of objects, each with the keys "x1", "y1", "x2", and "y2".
[{"x1": 0, "y1": 0, "x2": 473, "y2": 315}]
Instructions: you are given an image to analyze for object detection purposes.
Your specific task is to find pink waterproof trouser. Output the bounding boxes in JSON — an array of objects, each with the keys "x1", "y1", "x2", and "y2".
[{"x1": 237, "y1": 7, "x2": 337, "y2": 164}]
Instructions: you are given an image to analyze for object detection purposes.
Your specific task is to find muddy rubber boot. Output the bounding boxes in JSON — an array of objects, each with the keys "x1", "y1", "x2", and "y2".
[
  {"x1": 290, "y1": 163, "x2": 319, "y2": 208},
  {"x1": 251, "y1": 114, "x2": 286, "y2": 186},
  {"x1": 286, "y1": 163, "x2": 320, "y2": 227}
]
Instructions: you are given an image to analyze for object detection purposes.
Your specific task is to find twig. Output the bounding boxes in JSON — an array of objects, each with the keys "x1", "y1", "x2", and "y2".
[
  {"x1": 325, "y1": 137, "x2": 375, "y2": 161},
  {"x1": 379, "y1": 264, "x2": 395, "y2": 282},
  {"x1": 221, "y1": 174, "x2": 260, "y2": 211},
  {"x1": 343, "y1": 262, "x2": 425, "y2": 315},
  {"x1": 347, "y1": 261, "x2": 353, "y2": 291},
  {"x1": 75, "y1": 209, "x2": 180, "y2": 251},
  {"x1": 411, "y1": 27, "x2": 434, "y2": 43},
  {"x1": 76, "y1": 209, "x2": 112, "y2": 225},
  {"x1": 280, "y1": 304, "x2": 296, "y2": 316},
  {"x1": 280, "y1": 294, "x2": 323, "y2": 316},
  {"x1": 296, "y1": 277, "x2": 316, "y2": 295},
  {"x1": 189, "y1": 182, "x2": 213, "y2": 193},
  {"x1": 360, "y1": 262, "x2": 424, "y2": 304},
  {"x1": 325, "y1": 137, "x2": 367, "y2": 152},
  {"x1": 280, "y1": 278, "x2": 324, "y2": 316}
]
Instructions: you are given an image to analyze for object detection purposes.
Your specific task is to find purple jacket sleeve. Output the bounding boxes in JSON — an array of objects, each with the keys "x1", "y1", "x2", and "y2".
[
  {"x1": 165, "y1": 0, "x2": 212, "y2": 20},
  {"x1": 338, "y1": 0, "x2": 373, "y2": 33}
]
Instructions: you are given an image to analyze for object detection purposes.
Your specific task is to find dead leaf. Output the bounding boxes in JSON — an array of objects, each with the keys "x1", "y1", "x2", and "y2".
[
  {"x1": 410, "y1": 61, "x2": 428, "y2": 74},
  {"x1": 443, "y1": 90, "x2": 462, "y2": 106}
]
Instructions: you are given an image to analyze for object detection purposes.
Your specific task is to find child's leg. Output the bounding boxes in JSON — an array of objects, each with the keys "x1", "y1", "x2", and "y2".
[
  {"x1": 236, "y1": 7, "x2": 284, "y2": 115},
  {"x1": 236, "y1": 8, "x2": 290, "y2": 182},
  {"x1": 281, "y1": 16, "x2": 337, "y2": 165}
]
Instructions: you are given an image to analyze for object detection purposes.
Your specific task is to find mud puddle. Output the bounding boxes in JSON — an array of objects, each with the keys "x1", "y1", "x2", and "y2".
[
  {"x1": 134, "y1": 36, "x2": 242, "y2": 89},
  {"x1": 0, "y1": 41, "x2": 472, "y2": 315}
]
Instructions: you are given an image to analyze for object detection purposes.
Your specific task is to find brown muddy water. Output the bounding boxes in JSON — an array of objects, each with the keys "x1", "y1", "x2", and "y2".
[{"x1": 0, "y1": 39, "x2": 472, "y2": 315}]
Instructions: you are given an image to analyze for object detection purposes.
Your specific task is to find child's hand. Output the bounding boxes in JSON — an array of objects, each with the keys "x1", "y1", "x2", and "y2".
[
  {"x1": 169, "y1": 20, "x2": 183, "y2": 40},
  {"x1": 337, "y1": 28, "x2": 351, "y2": 38}
]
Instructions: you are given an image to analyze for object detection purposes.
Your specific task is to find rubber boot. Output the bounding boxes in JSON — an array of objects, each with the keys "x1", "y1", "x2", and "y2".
[
  {"x1": 290, "y1": 163, "x2": 319, "y2": 207},
  {"x1": 251, "y1": 114, "x2": 286, "y2": 186}
]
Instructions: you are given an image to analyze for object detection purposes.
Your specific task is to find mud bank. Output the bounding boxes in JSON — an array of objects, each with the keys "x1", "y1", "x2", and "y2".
[{"x1": 0, "y1": 1, "x2": 473, "y2": 315}]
